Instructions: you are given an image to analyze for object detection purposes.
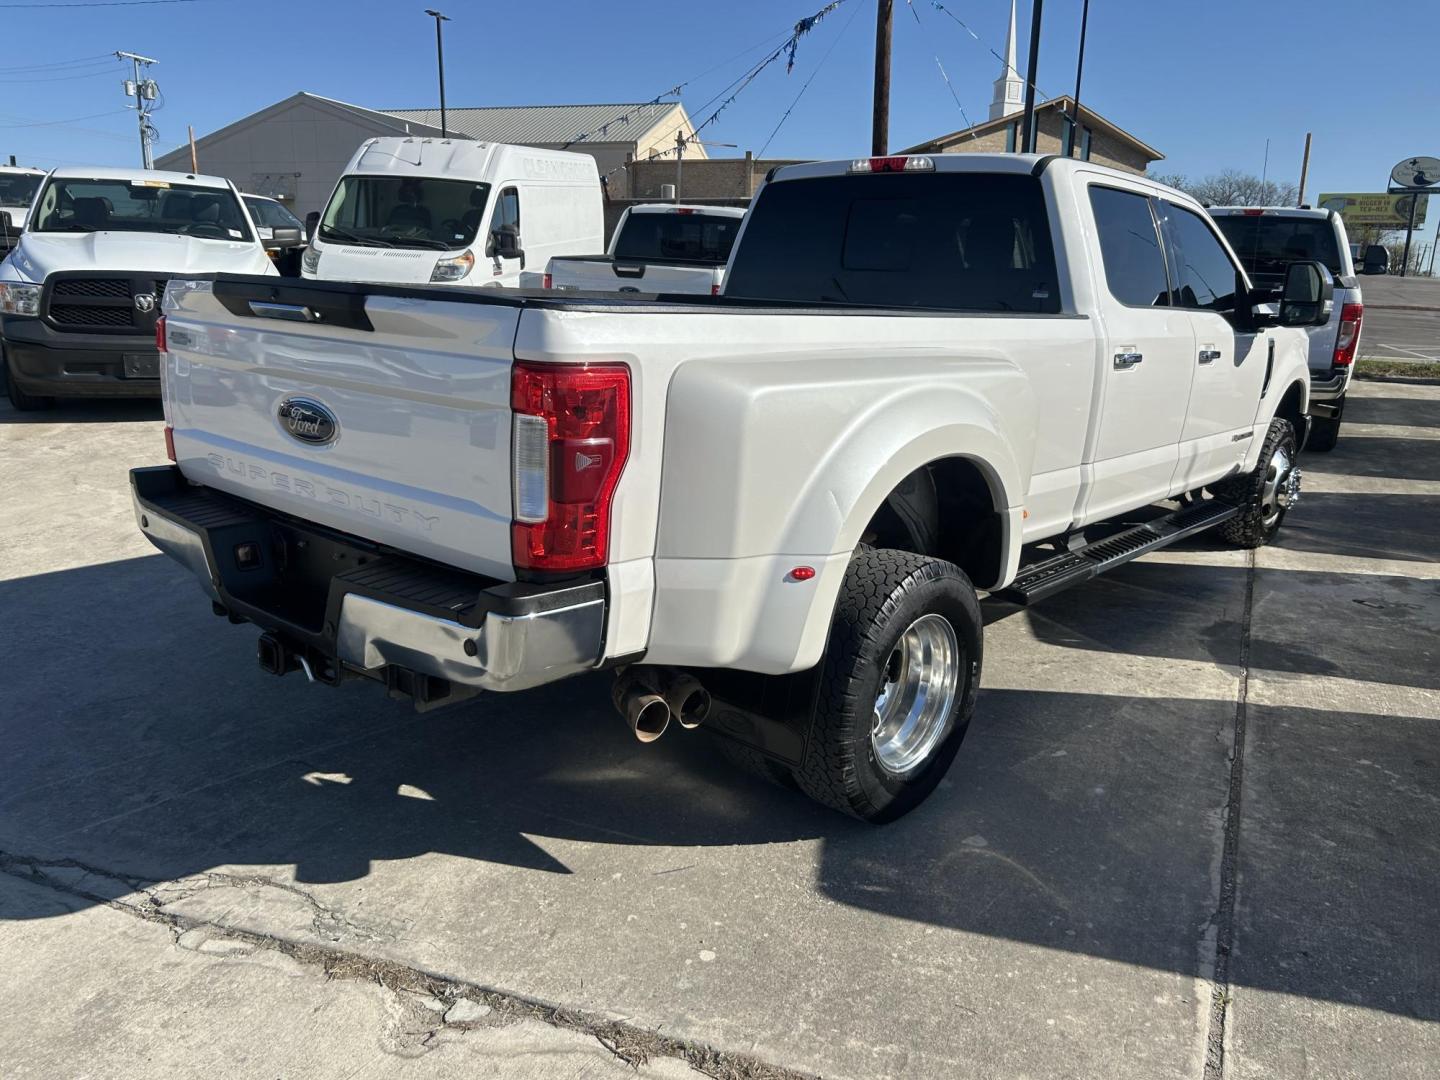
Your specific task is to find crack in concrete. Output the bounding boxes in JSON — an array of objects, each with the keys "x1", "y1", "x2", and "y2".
[
  {"x1": 0, "y1": 851, "x2": 816, "y2": 1080},
  {"x1": 1203, "y1": 548, "x2": 1255, "y2": 1080}
]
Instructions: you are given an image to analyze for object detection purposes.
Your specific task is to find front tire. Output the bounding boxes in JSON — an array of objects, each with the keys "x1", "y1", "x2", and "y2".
[
  {"x1": 1306, "y1": 396, "x2": 1344, "y2": 452},
  {"x1": 795, "y1": 548, "x2": 982, "y2": 823},
  {"x1": 1213, "y1": 417, "x2": 1299, "y2": 548}
]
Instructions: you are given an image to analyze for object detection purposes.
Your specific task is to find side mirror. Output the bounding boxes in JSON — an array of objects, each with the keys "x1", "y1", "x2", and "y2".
[
  {"x1": 1278, "y1": 260, "x2": 1334, "y2": 328},
  {"x1": 266, "y1": 226, "x2": 302, "y2": 249},
  {"x1": 491, "y1": 224, "x2": 521, "y2": 259}
]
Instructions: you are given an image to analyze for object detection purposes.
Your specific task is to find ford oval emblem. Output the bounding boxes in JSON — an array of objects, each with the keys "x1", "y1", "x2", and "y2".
[{"x1": 277, "y1": 396, "x2": 338, "y2": 445}]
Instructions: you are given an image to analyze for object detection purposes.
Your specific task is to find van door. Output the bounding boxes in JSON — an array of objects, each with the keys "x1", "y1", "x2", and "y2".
[
  {"x1": 485, "y1": 186, "x2": 523, "y2": 286},
  {"x1": 1079, "y1": 183, "x2": 1195, "y2": 524},
  {"x1": 1160, "y1": 201, "x2": 1270, "y2": 488}
]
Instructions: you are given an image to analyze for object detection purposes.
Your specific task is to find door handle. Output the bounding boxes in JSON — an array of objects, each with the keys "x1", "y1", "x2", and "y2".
[
  {"x1": 1198, "y1": 348, "x2": 1222, "y2": 364},
  {"x1": 1113, "y1": 350, "x2": 1144, "y2": 369}
]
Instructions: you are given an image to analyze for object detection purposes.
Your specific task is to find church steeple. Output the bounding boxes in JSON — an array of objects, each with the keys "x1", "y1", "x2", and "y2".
[{"x1": 989, "y1": 0, "x2": 1024, "y2": 121}]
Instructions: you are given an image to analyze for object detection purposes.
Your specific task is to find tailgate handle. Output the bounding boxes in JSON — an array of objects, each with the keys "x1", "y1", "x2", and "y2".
[
  {"x1": 613, "y1": 263, "x2": 646, "y2": 278},
  {"x1": 248, "y1": 301, "x2": 321, "y2": 323}
]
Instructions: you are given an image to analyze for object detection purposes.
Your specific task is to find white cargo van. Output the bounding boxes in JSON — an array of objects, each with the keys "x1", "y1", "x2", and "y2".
[{"x1": 302, "y1": 138, "x2": 603, "y2": 288}]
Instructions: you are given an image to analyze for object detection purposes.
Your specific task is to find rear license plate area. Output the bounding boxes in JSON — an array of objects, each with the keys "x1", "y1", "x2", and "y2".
[{"x1": 122, "y1": 353, "x2": 159, "y2": 379}]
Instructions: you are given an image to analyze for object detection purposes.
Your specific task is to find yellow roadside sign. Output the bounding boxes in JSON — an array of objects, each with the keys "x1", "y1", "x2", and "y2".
[{"x1": 1317, "y1": 192, "x2": 1428, "y2": 227}]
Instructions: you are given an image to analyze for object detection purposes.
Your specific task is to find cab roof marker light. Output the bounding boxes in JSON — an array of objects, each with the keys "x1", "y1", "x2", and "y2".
[{"x1": 849, "y1": 156, "x2": 935, "y2": 174}]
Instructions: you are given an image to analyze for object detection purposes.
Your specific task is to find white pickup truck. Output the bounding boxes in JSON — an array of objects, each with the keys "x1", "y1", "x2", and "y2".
[
  {"x1": 545, "y1": 204, "x2": 746, "y2": 295},
  {"x1": 131, "y1": 154, "x2": 1329, "y2": 822},
  {"x1": 1, "y1": 167, "x2": 284, "y2": 409},
  {"x1": 0, "y1": 164, "x2": 45, "y2": 254}
]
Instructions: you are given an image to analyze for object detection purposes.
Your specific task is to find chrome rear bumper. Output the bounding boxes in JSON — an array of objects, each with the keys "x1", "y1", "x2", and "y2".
[{"x1": 130, "y1": 466, "x2": 605, "y2": 693}]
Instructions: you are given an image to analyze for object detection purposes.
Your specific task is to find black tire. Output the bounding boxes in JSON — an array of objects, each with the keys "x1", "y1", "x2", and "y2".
[
  {"x1": 1306, "y1": 397, "x2": 1343, "y2": 453},
  {"x1": 709, "y1": 733, "x2": 799, "y2": 791},
  {"x1": 795, "y1": 548, "x2": 982, "y2": 823},
  {"x1": 3, "y1": 348, "x2": 53, "y2": 411},
  {"x1": 1212, "y1": 417, "x2": 1298, "y2": 548}
]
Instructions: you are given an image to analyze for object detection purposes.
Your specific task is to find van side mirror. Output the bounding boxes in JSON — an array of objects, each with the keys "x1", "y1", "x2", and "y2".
[
  {"x1": 1278, "y1": 260, "x2": 1334, "y2": 327},
  {"x1": 266, "y1": 226, "x2": 302, "y2": 249},
  {"x1": 491, "y1": 224, "x2": 521, "y2": 260}
]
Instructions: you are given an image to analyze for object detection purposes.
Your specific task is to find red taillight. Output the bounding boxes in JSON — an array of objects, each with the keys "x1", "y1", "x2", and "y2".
[
  {"x1": 542, "y1": 272, "x2": 553, "y2": 289},
  {"x1": 672, "y1": 207, "x2": 695, "y2": 214},
  {"x1": 164, "y1": 424, "x2": 176, "y2": 462},
  {"x1": 1241, "y1": 208, "x2": 1266, "y2": 216},
  {"x1": 155, "y1": 314, "x2": 167, "y2": 352},
  {"x1": 510, "y1": 361, "x2": 630, "y2": 573},
  {"x1": 1333, "y1": 302, "x2": 1363, "y2": 366}
]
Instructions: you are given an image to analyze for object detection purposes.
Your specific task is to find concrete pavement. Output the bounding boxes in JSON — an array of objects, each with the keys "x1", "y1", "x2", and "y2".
[{"x1": 1, "y1": 381, "x2": 1436, "y2": 1078}]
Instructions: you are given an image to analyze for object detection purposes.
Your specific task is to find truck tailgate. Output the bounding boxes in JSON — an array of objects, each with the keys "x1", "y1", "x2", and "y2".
[
  {"x1": 548, "y1": 257, "x2": 721, "y2": 296},
  {"x1": 161, "y1": 276, "x2": 519, "y2": 580}
]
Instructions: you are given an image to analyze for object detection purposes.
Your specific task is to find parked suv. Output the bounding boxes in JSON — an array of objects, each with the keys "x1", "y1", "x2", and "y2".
[{"x1": 1210, "y1": 207, "x2": 1362, "y2": 451}]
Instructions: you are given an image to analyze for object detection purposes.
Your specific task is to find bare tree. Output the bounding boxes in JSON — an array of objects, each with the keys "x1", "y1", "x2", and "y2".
[{"x1": 1147, "y1": 169, "x2": 1298, "y2": 207}]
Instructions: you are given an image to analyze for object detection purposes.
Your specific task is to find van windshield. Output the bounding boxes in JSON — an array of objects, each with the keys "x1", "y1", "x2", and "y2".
[
  {"x1": 31, "y1": 178, "x2": 253, "y2": 240},
  {"x1": 1212, "y1": 215, "x2": 1345, "y2": 278},
  {"x1": 0, "y1": 172, "x2": 42, "y2": 209},
  {"x1": 612, "y1": 211, "x2": 742, "y2": 264},
  {"x1": 320, "y1": 175, "x2": 490, "y2": 250}
]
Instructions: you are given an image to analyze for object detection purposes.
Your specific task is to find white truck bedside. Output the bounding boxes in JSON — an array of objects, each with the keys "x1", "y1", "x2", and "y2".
[{"x1": 131, "y1": 154, "x2": 1329, "y2": 822}]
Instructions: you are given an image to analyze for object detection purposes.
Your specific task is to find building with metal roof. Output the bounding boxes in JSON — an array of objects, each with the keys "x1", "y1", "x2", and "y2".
[{"x1": 155, "y1": 92, "x2": 699, "y2": 217}]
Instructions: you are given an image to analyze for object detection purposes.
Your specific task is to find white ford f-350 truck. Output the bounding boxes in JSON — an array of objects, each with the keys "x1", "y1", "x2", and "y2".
[{"x1": 131, "y1": 154, "x2": 1330, "y2": 822}]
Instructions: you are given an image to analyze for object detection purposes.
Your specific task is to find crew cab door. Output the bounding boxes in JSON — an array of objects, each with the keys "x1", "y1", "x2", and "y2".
[
  {"x1": 1080, "y1": 183, "x2": 1195, "y2": 524},
  {"x1": 1157, "y1": 201, "x2": 1272, "y2": 488}
]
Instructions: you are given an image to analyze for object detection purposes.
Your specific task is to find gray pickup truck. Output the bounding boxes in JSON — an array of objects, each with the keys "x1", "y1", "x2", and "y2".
[{"x1": 1209, "y1": 207, "x2": 1363, "y2": 451}]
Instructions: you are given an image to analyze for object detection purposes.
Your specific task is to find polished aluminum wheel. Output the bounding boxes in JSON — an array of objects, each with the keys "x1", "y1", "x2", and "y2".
[
  {"x1": 1260, "y1": 446, "x2": 1299, "y2": 528},
  {"x1": 870, "y1": 613, "x2": 961, "y2": 775}
]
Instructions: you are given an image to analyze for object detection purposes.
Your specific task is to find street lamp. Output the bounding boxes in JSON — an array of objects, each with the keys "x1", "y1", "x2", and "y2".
[{"x1": 424, "y1": 9, "x2": 450, "y2": 138}]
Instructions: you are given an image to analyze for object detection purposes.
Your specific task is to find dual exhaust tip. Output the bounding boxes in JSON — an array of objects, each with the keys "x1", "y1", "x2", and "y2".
[{"x1": 611, "y1": 668, "x2": 711, "y2": 743}]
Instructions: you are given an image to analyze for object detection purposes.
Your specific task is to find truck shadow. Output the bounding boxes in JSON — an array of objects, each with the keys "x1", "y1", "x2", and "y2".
[
  {"x1": 1345, "y1": 392, "x2": 1440, "y2": 430},
  {"x1": 2, "y1": 554, "x2": 1437, "y2": 1026}
]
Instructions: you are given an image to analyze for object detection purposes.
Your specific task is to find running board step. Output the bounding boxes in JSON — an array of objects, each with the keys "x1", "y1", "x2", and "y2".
[{"x1": 996, "y1": 501, "x2": 1240, "y2": 606}]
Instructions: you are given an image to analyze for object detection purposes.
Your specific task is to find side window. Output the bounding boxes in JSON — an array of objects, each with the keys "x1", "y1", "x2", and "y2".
[
  {"x1": 1164, "y1": 204, "x2": 1241, "y2": 313},
  {"x1": 491, "y1": 187, "x2": 519, "y2": 235},
  {"x1": 1089, "y1": 186, "x2": 1170, "y2": 307}
]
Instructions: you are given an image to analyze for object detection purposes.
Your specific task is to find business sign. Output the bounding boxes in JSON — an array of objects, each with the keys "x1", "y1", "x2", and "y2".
[
  {"x1": 1390, "y1": 156, "x2": 1440, "y2": 190},
  {"x1": 1317, "y1": 192, "x2": 1428, "y2": 228}
]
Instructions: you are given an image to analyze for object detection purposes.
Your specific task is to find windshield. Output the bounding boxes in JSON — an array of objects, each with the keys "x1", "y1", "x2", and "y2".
[
  {"x1": 32, "y1": 178, "x2": 253, "y2": 240},
  {"x1": 725, "y1": 172, "x2": 1060, "y2": 312},
  {"x1": 613, "y1": 211, "x2": 743, "y2": 264},
  {"x1": 0, "y1": 172, "x2": 42, "y2": 209},
  {"x1": 244, "y1": 196, "x2": 303, "y2": 230},
  {"x1": 1212, "y1": 215, "x2": 1344, "y2": 277},
  {"x1": 319, "y1": 175, "x2": 490, "y2": 250}
]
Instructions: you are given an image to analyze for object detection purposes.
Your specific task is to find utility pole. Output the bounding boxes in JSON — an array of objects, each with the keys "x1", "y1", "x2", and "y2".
[
  {"x1": 1018, "y1": 0, "x2": 1043, "y2": 154},
  {"x1": 116, "y1": 51, "x2": 158, "y2": 169},
  {"x1": 1400, "y1": 194, "x2": 1419, "y2": 277},
  {"x1": 1065, "y1": 0, "x2": 1089, "y2": 157},
  {"x1": 424, "y1": 9, "x2": 450, "y2": 138},
  {"x1": 1297, "y1": 132, "x2": 1313, "y2": 207},
  {"x1": 872, "y1": 0, "x2": 893, "y2": 156}
]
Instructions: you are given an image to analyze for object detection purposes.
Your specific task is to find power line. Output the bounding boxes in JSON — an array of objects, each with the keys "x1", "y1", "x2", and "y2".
[
  {"x1": 0, "y1": 53, "x2": 115, "y2": 72},
  {"x1": 0, "y1": 108, "x2": 128, "y2": 129},
  {"x1": 905, "y1": 0, "x2": 981, "y2": 140},
  {"x1": 929, "y1": 0, "x2": 1052, "y2": 102},
  {"x1": 0, "y1": 0, "x2": 206, "y2": 7},
  {"x1": 759, "y1": 0, "x2": 863, "y2": 157},
  {"x1": 0, "y1": 65, "x2": 121, "y2": 83}
]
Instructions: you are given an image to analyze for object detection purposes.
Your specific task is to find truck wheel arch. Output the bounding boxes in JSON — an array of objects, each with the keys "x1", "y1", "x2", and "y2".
[{"x1": 860, "y1": 457, "x2": 1010, "y2": 591}]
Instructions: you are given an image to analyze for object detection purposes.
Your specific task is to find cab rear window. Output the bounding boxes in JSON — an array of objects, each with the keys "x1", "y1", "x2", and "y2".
[
  {"x1": 724, "y1": 172, "x2": 1060, "y2": 313},
  {"x1": 1212, "y1": 215, "x2": 1344, "y2": 276}
]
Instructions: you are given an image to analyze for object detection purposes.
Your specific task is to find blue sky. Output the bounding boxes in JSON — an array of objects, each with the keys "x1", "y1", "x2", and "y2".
[{"x1": 2, "y1": 0, "x2": 1436, "y2": 249}]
